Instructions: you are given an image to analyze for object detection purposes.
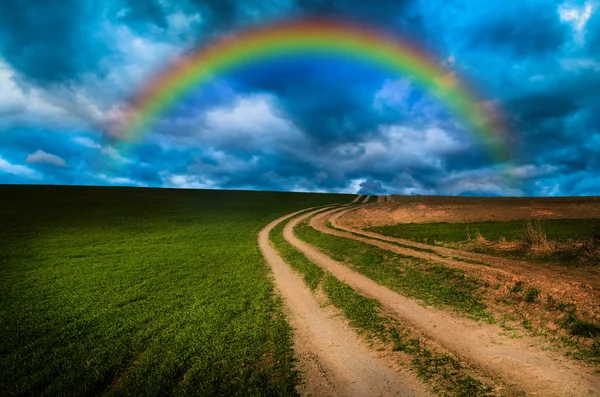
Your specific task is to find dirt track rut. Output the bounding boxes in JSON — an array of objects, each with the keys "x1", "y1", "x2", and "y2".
[
  {"x1": 259, "y1": 208, "x2": 433, "y2": 397},
  {"x1": 350, "y1": 195, "x2": 361, "y2": 203},
  {"x1": 334, "y1": 206, "x2": 600, "y2": 291},
  {"x1": 285, "y1": 208, "x2": 600, "y2": 397}
]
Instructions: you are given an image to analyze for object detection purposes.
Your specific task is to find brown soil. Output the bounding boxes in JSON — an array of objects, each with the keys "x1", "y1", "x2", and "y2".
[
  {"x1": 258, "y1": 209, "x2": 433, "y2": 397},
  {"x1": 342, "y1": 195, "x2": 600, "y2": 227},
  {"x1": 328, "y1": 205, "x2": 600, "y2": 360},
  {"x1": 286, "y1": 208, "x2": 600, "y2": 397},
  {"x1": 377, "y1": 196, "x2": 386, "y2": 203},
  {"x1": 331, "y1": 207, "x2": 600, "y2": 305}
]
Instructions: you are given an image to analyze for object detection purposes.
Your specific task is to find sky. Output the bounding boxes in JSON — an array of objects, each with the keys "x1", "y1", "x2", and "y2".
[{"x1": 0, "y1": 0, "x2": 599, "y2": 196}]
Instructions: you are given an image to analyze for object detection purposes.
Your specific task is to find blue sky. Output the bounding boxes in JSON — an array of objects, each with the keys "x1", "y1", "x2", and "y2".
[{"x1": 0, "y1": 0, "x2": 598, "y2": 195}]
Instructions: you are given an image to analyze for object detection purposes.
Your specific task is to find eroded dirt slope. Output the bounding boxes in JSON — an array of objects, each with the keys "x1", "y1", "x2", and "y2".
[{"x1": 342, "y1": 196, "x2": 600, "y2": 227}]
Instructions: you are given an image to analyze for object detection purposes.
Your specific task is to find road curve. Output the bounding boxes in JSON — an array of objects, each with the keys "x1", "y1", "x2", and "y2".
[
  {"x1": 258, "y1": 207, "x2": 433, "y2": 397},
  {"x1": 284, "y1": 208, "x2": 600, "y2": 397}
]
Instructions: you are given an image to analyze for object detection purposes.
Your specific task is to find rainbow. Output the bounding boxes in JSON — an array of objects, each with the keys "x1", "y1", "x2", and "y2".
[{"x1": 117, "y1": 19, "x2": 512, "y2": 162}]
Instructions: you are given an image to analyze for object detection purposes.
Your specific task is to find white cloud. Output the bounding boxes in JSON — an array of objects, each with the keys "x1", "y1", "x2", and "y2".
[
  {"x1": 0, "y1": 60, "x2": 74, "y2": 128},
  {"x1": 72, "y1": 136, "x2": 131, "y2": 163},
  {"x1": 559, "y1": 2, "x2": 594, "y2": 43},
  {"x1": 73, "y1": 136, "x2": 102, "y2": 149},
  {"x1": 342, "y1": 178, "x2": 367, "y2": 194},
  {"x1": 373, "y1": 79, "x2": 413, "y2": 111},
  {"x1": 0, "y1": 156, "x2": 42, "y2": 180},
  {"x1": 98, "y1": 173, "x2": 145, "y2": 186},
  {"x1": 26, "y1": 150, "x2": 68, "y2": 168},
  {"x1": 167, "y1": 11, "x2": 202, "y2": 32},
  {"x1": 508, "y1": 164, "x2": 558, "y2": 179},
  {"x1": 160, "y1": 171, "x2": 215, "y2": 189},
  {"x1": 203, "y1": 94, "x2": 302, "y2": 144},
  {"x1": 439, "y1": 167, "x2": 523, "y2": 196},
  {"x1": 444, "y1": 55, "x2": 456, "y2": 67},
  {"x1": 559, "y1": 57, "x2": 600, "y2": 71},
  {"x1": 102, "y1": 146, "x2": 132, "y2": 164},
  {"x1": 559, "y1": 2, "x2": 593, "y2": 31}
]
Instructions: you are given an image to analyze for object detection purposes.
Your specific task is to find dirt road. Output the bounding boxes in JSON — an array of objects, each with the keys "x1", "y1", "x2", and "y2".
[
  {"x1": 361, "y1": 195, "x2": 371, "y2": 203},
  {"x1": 258, "y1": 208, "x2": 434, "y2": 397},
  {"x1": 327, "y1": 206, "x2": 600, "y2": 319},
  {"x1": 284, "y1": 208, "x2": 600, "y2": 397}
]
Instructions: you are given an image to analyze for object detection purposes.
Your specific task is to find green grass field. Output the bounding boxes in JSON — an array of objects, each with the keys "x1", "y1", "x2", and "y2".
[
  {"x1": 369, "y1": 219, "x2": 600, "y2": 244},
  {"x1": 368, "y1": 219, "x2": 600, "y2": 265},
  {"x1": 0, "y1": 185, "x2": 350, "y2": 396}
]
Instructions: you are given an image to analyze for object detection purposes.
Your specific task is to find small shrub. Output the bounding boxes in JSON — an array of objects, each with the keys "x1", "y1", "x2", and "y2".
[
  {"x1": 519, "y1": 221, "x2": 554, "y2": 253},
  {"x1": 592, "y1": 340, "x2": 600, "y2": 357},
  {"x1": 524, "y1": 287, "x2": 539, "y2": 303},
  {"x1": 509, "y1": 281, "x2": 525, "y2": 293},
  {"x1": 556, "y1": 301, "x2": 577, "y2": 313},
  {"x1": 578, "y1": 224, "x2": 600, "y2": 266},
  {"x1": 570, "y1": 320, "x2": 600, "y2": 338},
  {"x1": 546, "y1": 293, "x2": 555, "y2": 308}
]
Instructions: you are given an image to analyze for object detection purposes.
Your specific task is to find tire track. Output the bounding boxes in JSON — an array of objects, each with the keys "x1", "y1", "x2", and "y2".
[
  {"x1": 329, "y1": 207, "x2": 600, "y2": 293},
  {"x1": 284, "y1": 208, "x2": 600, "y2": 397},
  {"x1": 259, "y1": 208, "x2": 433, "y2": 397},
  {"x1": 361, "y1": 195, "x2": 371, "y2": 204},
  {"x1": 350, "y1": 195, "x2": 362, "y2": 203}
]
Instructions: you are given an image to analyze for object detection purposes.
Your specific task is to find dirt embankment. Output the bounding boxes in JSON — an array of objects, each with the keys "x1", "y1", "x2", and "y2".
[{"x1": 342, "y1": 196, "x2": 600, "y2": 227}]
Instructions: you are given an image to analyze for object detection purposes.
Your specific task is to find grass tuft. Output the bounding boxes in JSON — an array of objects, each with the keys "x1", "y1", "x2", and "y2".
[
  {"x1": 569, "y1": 320, "x2": 600, "y2": 338},
  {"x1": 368, "y1": 219, "x2": 600, "y2": 266},
  {"x1": 270, "y1": 220, "x2": 325, "y2": 291},
  {"x1": 389, "y1": 329, "x2": 494, "y2": 397},
  {"x1": 509, "y1": 281, "x2": 525, "y2": 294},
  {"x1": 524, "y1": 287, "x2": 539, "y2": 303}
]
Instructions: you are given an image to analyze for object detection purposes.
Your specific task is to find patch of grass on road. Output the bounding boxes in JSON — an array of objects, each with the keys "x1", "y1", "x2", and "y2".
[
  {"x1": 0, "y1": 185, "x2": 350, "y2": 396},
  {"x1": 270, "y1": 220, "x2": 325, "y2": 292},
  {"x1": 321, "y1": 274, "x2": 387, "y2": 337},
  {"x1": 295, "y1": 221, "x2": 489, "y2": 319},
  {"x1": 270, "y1": 216, "x2": 495, "y2": 396}
]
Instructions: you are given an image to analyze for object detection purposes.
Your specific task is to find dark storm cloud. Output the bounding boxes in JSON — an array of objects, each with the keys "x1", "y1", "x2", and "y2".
[
  {"x1": 586, "y1": 6, "x2": 600, "y2": 51},
  {"x1": 0, "y1": 0, "x2": 106, "y2": 84},
  {"x1": 1, "y1": 0, "x2": 600, "y2": 196},
  {"x1": 358, "y1": 179, "x2": 387, "y2": 195},
  {"x1": 117, "y1": 0, "x2": 169, "y2": 29},
  {"x1": 466, "y1": 3, "x2": 569, "y2": 56}
]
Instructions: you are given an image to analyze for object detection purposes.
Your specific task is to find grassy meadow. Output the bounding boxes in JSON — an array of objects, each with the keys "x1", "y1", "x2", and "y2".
[
  {"x1": 0, "y1": 185, "x2": 350, "y2": 396},
  {"x1": 369, "y1": 219, "x2": 600, "y2": 265}
]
